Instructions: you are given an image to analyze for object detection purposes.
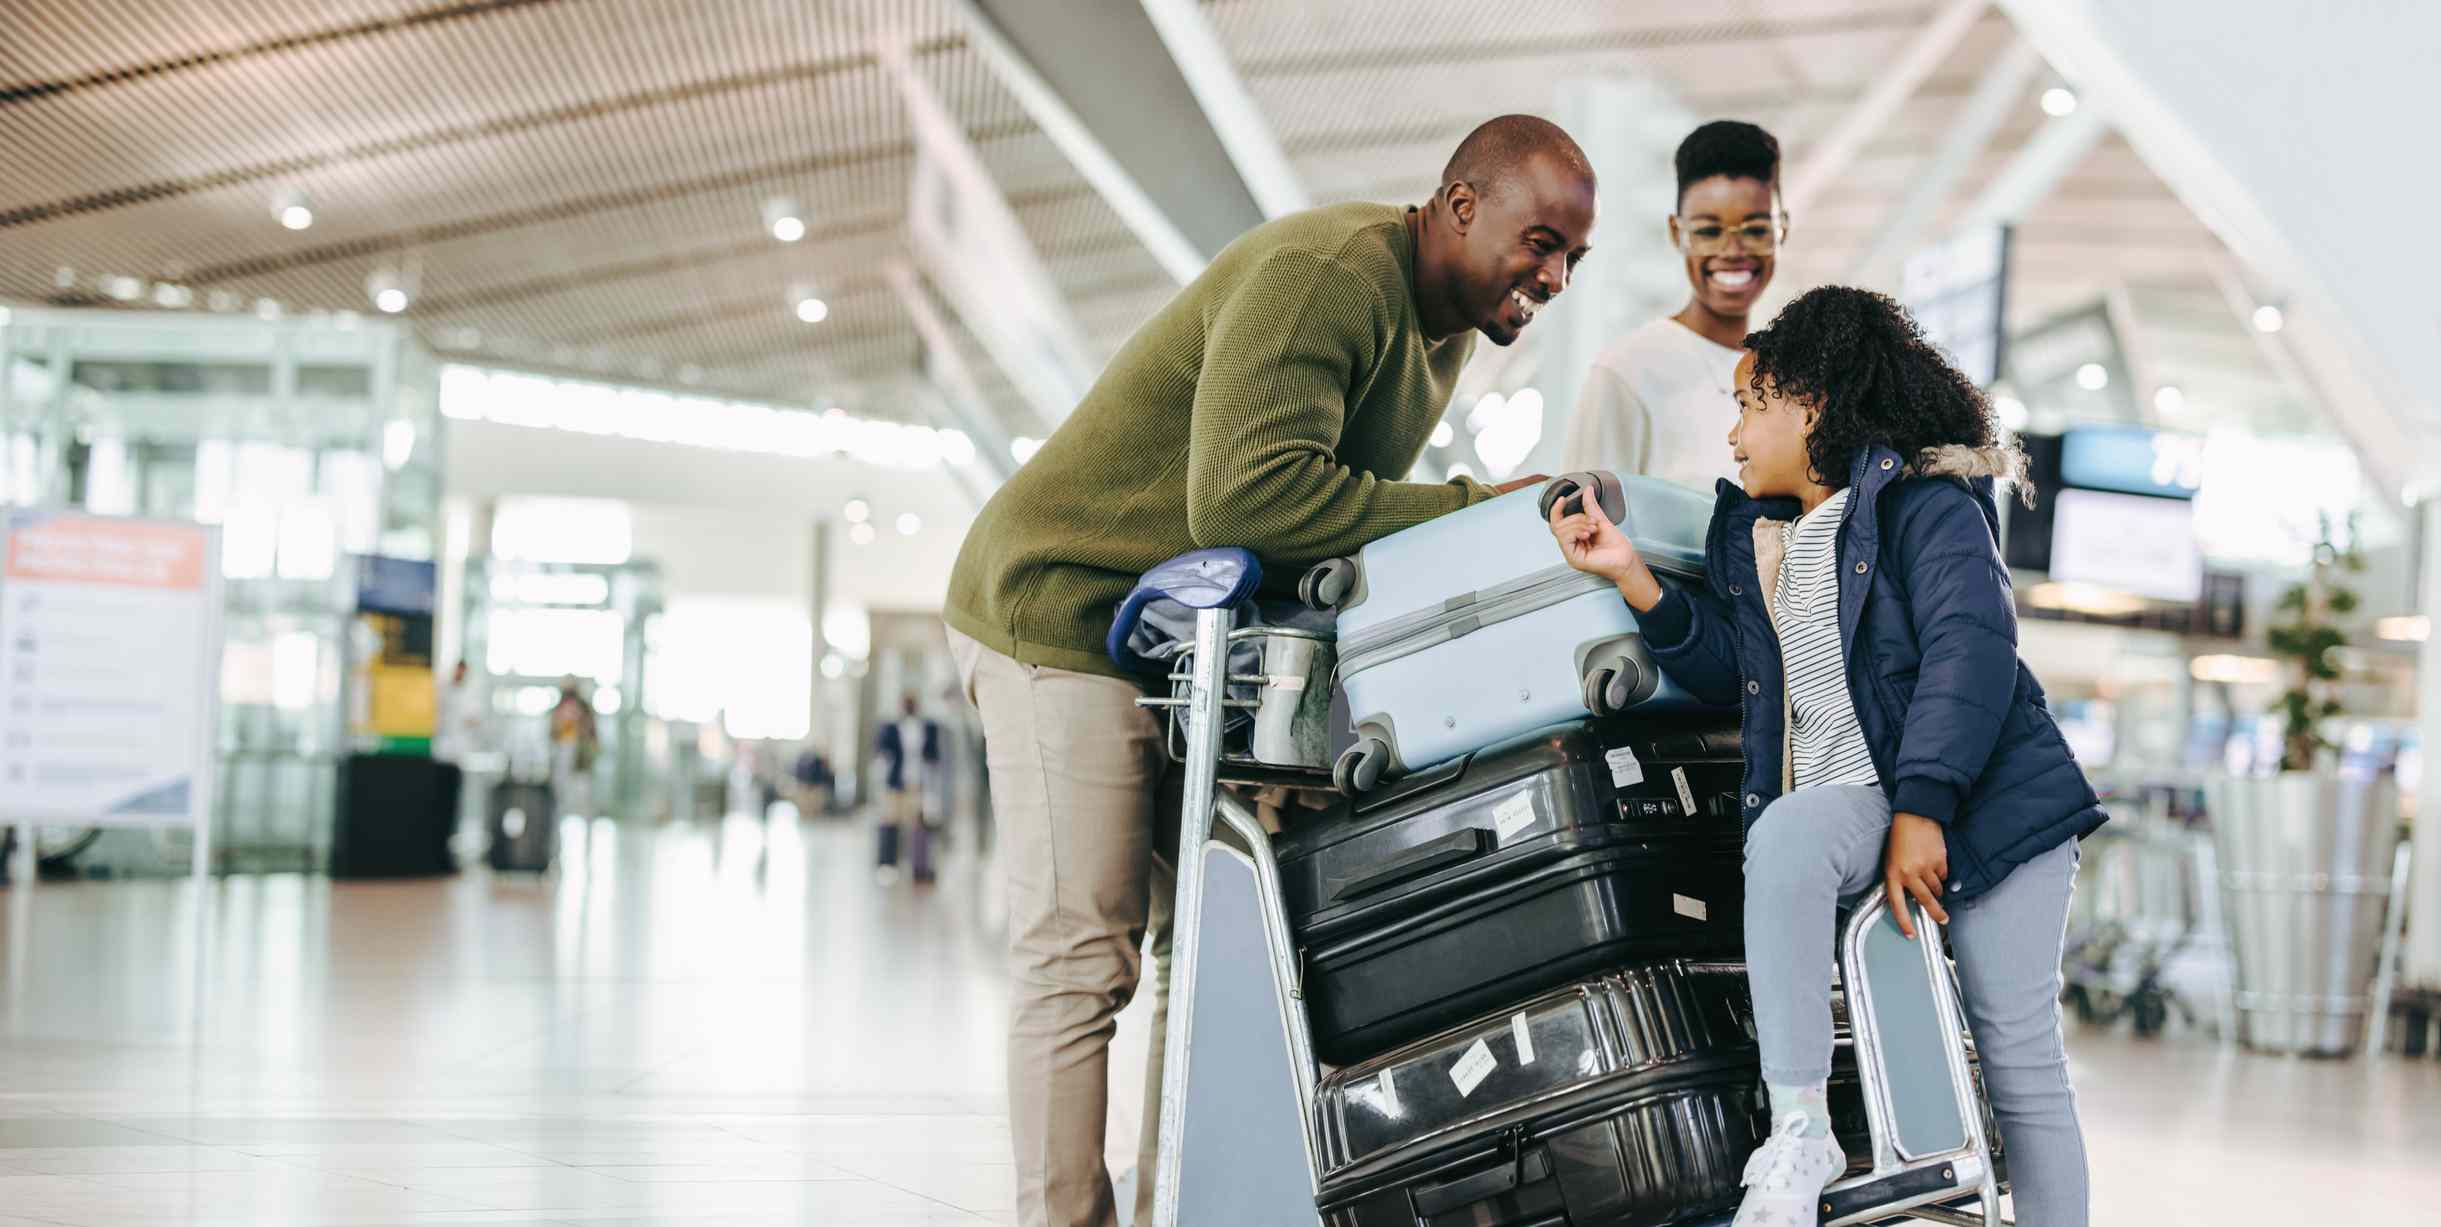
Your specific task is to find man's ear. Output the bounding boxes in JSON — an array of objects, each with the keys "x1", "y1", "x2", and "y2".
[{"x1": 1445, "y1": 181, "x2": 1479, "y2": 234}]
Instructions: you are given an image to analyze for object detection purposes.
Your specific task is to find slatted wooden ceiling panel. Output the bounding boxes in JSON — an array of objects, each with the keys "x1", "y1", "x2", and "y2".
[
  {"x1": 0, "y1": 0, "x2": 1108, "y2": 429},
  {"x1": 1, "y1": 0, "x2": 2263, "y2": 435}
]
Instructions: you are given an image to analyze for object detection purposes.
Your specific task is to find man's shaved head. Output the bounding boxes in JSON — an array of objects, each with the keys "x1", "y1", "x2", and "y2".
[
  {"x1": 1441, "y1": 114, "x2": 1595, "y2": 199},
  {"x1": 1409, "y1": 114, "x2": 1598, "y2": 347}
]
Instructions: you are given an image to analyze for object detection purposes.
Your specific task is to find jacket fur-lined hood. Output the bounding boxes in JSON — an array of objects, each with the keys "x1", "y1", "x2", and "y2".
[{"x1": 1907, "y1": 440, "x2": 2027, "y2": 486}]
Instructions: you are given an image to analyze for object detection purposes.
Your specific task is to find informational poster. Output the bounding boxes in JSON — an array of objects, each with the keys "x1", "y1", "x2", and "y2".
[
  {"x1": 0, "y1": 510, "x2": 222, "y2": 827},
  {"x1": 350, "y1": 555, "x2": 438, "y2": 754}
]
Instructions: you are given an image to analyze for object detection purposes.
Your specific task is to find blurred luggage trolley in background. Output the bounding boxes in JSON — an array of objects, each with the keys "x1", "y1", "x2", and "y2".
[
  {"x1": 2061, "y1": 783, "x2": 2226, "y2": 1039},
  {"x1": 1122, "y1": 473, "x2": 2020, "y2": 1227}
]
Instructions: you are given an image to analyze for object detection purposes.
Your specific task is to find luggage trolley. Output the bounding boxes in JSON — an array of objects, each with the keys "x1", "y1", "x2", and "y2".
[{"x1": 1129, "y1": 547, "x2": 2011, "y2": 1227}]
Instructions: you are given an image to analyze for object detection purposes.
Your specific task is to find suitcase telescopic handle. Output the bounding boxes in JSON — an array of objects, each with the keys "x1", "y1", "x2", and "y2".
[
  {"x1": 1325, "y1": 828, "x2": 1492, "y2": 904},
  {"x1": 1409, "y1": 1125, "x2": 1541, "y2": 1218}
]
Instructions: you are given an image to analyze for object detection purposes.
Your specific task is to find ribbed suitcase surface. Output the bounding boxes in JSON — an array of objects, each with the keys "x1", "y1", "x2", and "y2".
[
  {"x1": 1314, "y1": 962, "x2": 1879, "y2": 1227},
  {"x1": 1278, "y1": 717, "x2": 1747, "y2": 1063}
]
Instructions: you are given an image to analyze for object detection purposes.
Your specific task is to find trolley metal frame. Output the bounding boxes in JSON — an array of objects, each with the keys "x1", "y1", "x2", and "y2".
[{"x1": 1144, "y1": 597, "x2": 2013, "y2": 1227}]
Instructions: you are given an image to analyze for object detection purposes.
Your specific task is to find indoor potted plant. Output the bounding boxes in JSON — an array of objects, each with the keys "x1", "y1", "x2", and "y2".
[{"x1": 2207, "y1": 516, "x2": 2403, "y2": 1055}]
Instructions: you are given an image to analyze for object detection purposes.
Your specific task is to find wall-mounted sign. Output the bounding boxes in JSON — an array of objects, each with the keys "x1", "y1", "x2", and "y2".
[
  {"x1": 2048, "y1": 488, "x2": 2203, "y2": 603},
  {"x1": 2061, "y1": 424, "x2": 2205, "y2": 500},
  {"x1": 0, "y1": 510, "x2": 221, "y2": 827}
]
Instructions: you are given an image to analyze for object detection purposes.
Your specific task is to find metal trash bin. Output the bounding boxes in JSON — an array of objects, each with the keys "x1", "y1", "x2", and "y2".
[{"x1": 2207, "y1": 772, "x2": 2402, "y2": 1055}]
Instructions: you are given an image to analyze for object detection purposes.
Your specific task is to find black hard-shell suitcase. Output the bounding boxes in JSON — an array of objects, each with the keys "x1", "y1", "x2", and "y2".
[
  {"x1": 1314, "y1": 961, "x2": 1873, "y2": 1227},
  {"x1": 1314, "y1": 963, "x2": 2003, "y2": 1227},
  {"x1": 486, "y1": 781, "x2": 556, "y2": 872},
  {"x1": 1276, "y1": 716, "x2": 1748, "y2": 1063}
]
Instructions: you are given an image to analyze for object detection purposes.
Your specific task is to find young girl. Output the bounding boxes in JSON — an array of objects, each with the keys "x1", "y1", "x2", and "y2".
[{"x1": 1548, "y1": 286, "x2": 2103, "y2": 1227}]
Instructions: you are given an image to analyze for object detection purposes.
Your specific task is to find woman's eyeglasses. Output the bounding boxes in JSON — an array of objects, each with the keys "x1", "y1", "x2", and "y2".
[{"x1": 1672, "y1": 216, "x2": 1787, "y2": 256}]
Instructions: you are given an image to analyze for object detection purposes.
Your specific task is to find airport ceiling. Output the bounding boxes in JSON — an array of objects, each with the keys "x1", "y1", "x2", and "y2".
[{"x1": 0, "y1": 0, "x2": 2313, "y2": 441}]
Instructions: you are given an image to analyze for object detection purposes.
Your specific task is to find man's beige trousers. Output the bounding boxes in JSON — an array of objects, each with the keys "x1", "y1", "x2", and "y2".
[{"x1": 950, "y1": 630, "x2": 1174, "y2": 1227}]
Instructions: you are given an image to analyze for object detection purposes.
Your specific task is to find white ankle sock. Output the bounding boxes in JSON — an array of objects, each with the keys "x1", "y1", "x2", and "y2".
[{"x1": 1767, "y1": 1080, "x2": 1833, "y2": 1138}]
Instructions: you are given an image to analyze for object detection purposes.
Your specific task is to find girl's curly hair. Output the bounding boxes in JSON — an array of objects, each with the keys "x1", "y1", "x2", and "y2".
[{"x1": 1742, "y1": 285, "x2": 2026, "y2": 502}]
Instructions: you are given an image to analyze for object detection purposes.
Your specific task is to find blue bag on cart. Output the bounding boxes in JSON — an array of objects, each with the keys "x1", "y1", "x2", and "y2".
[{"x1": 1302, "y1": 471, "x2": 1722, "y2": 793}]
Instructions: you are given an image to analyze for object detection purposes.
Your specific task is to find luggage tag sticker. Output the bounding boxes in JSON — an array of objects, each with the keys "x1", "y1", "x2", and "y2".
[
  {"x1": 1605, "y1": 745, "x2": 1645, "y2": 787},
  {"x1": 1670, "y1": 766, "x2": 1698, "y2": 817},
  {"x1": 1511, "y1": 1012, "x2": 1537, "y2": 1066},
  {"x1": 1490, "y1": 792, "x2": 1539, "y2": 846},
  {"x1": 1673, "y1": 893, "x2": 1709, "y2": 922},
  {"x1": 1450, "y1": 1038, "x2": 1498, "y2": 1098}
]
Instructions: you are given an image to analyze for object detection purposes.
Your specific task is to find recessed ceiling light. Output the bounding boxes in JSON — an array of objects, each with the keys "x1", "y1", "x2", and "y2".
[
  {"x1": 2040, "y1": 87, "x2": 2078, "y2": 117},
  {"x1": 273, "y1": 188, "x2": 315, "y2": 231}
]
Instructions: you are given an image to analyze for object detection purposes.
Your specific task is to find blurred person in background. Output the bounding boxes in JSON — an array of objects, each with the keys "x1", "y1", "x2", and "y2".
[
  {"x1": 1562, "y1": 120, "x2": 1786, "y2": 488},
  {"x1": 944, "y1": 114, "x2": 1599, "y2": 1227},
  {"x1": 873, "y1": 695, "x2": 941, "y2": 885},
  {"x1": 548, "y1": 676, "x2": 600, "y2": 820},
  {"x1": 435, "y1": 659, "x2": 493, "y2": 849},
  {"x1": 435, "y1": 659, "x2": 490, "y2": 764}
]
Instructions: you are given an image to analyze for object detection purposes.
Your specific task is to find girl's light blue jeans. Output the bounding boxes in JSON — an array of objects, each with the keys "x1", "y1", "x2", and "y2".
[{"x1": 1744, "y1": 784, "x2": 2090, "y2": 1227}]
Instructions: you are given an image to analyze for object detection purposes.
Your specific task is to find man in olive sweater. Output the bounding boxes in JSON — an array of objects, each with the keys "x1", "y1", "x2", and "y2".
[{"x1": 946, "y1": 115, "x2": 1596, "y2": 1227}]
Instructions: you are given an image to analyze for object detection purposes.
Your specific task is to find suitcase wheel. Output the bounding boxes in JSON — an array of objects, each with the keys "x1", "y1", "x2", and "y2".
[
  {"x1": 1582, "y1": 654, "x2": 1650, "y2": 717},
  {"x1": 1300, "y1": 556, "x2": 1358, "y2": 610},
  {"x1": 1334, "y1": 735, "x2": 1391, "y2": 795}
]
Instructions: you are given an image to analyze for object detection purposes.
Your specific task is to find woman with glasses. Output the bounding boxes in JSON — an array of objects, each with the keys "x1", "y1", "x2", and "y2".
[{"x1": 1561, "y1": 120, "x2": 1788, "y2": 489}]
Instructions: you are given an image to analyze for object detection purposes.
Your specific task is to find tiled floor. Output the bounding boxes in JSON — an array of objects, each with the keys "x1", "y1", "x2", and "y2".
[{"x1": 2, "y1": 810, "x2": 2437, "y2": 1225}]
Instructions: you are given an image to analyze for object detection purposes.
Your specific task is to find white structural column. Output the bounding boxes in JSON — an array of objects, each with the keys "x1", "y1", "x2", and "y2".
[
  {"x1": 2405, "y1": 495, "x2": 2441, "y2": 990},
  {"x1": 1845, "y1": 38, "x2": 2045, "y2": 285},
  {"x1": 1138, "y1": 0, "x2": 1307, "y2": 220},
  {"x1": 1782, "y1": 0, "x2": 1988, "y2": 218},
  {"x1": 1510, "y1": 75, "x2": 1692, "y2": 481}
]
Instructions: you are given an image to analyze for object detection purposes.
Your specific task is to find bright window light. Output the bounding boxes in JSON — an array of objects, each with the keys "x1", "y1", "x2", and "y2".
[
  {"x1": 82, "y1": 437, "x2": 135, "y2": 515},
  {"x1": 275, "y1": 504, "x2": 337, "y2": 580},
  {"x1": 491, "y1": 497, "x2": 634, "y2": 564},
  {"x1": 822, "y1": 604, "x2": 871, "y2": 660},
  {"x1": 272, "y1": 630, "x2": 323, "y2": 711},
  {"x1": 1993, "y1": 395, "x2": 2029, "y2": 431},
  {"x1": 644, "y1": 598, "x2": 811, "y2": 740},
  {"x1": 382, "y1": 420, "x2": 416, "y2": 469},
  {"x1": 438, "y1": 364, "x2": 972, "y2": 470},
  {"x1": 221, "y1": 507, "x2": 278, "y2": 579},
  {"x1": 486, "y1": 608, "x2": 626, "y2": 681}
]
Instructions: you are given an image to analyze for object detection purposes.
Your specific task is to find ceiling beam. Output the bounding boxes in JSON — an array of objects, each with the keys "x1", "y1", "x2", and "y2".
[
  {"x1": 1951, "y1": 103, "x2": 2107, "y2": 232},
  {"x1": 1783, "y1": 0, "x2": 1988, "y2": 217},
  {"x1": 2210, "y1": 257, "x2": 2409, "y2": 505},
  {"x1": 882, "y1": 39, "x2": 1093, "y2": 433},
  {"x1": 1844, "y1": 37, "x2": 2045, "y2": 285},
  {"x1": 886, "y1": 262, "x2": 1019, "y2": 486},
  {"x1": 954, "y1": 0, "x2": 1271, "y2": 280},
  {"x1": 1138, "y1": 0, "x2": 1307, "y2": 220}
]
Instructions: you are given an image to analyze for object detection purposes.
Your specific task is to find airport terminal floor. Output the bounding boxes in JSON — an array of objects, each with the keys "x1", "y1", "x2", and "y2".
[{"x1": 0, "y1": 810, "x2": 2433, "y2": 1227}]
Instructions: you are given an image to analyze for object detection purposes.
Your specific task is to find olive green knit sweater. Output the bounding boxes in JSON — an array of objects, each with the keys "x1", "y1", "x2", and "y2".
[{"x1": 944, "y1": 202, "x2": 1494, "y2": 678}]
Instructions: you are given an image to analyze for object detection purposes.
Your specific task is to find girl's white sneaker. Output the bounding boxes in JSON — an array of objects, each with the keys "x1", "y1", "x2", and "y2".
[{"x1": 1732, "y1": 1110, "x2": 1847, "y2": 1227}]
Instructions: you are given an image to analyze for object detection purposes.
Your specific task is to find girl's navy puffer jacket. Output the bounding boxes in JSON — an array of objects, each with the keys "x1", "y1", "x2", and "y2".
[{"x1": 1635, "y1": 441, "x2": 2108, "y2": 902}]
